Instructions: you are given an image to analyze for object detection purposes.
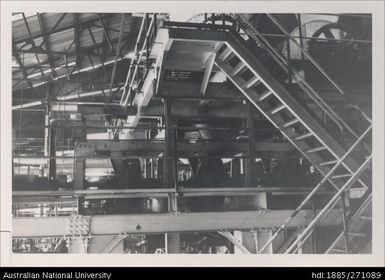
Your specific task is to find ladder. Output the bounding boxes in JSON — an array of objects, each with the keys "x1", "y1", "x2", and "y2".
[
  {"x1": 154, "y1": 14, "x2": 372, "y2": 253},
  {"x1": 210, "y1": 14, "x2": 372, "y2": 253},
  {"x1": 214, "y1": 31, "x2": 370, "y2": 190}
]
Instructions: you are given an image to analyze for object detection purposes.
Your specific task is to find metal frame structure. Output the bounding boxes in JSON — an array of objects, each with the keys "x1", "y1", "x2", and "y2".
[{"x1": 11, "y1": 13, "x2": 372, "y2": 254}]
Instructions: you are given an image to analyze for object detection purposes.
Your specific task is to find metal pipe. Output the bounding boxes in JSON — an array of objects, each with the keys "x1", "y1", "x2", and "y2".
[
  {"x1": 123, "y1": 14, "x2": 155, "y2": 106},
  {"x1": 56, "y1": 88, "x2": 120, "y2": 101},
  {"x1": 48, "y1": 119, "x2": 57, "y2": 185},
  {"x1": 119, "y1": 14, "x2": 147, "y2": 105},
  {"x1": 109, "y1": 14, "x2": 126, "y2": 96}
]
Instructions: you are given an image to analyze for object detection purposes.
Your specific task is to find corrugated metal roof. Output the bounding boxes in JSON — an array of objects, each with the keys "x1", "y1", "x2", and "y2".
[{"x1": 12, "y1": 13, "x2": 143, "y2": 90}]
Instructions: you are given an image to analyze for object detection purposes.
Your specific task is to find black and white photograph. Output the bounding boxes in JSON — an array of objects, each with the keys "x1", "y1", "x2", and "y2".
[{"x1": 0, "y1": 0, "x2": 384, "y2": 267}]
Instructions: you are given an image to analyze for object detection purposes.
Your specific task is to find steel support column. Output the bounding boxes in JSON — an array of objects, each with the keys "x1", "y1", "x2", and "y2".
[
  {"x1": 67, "y1": 237, "x2": 89, "y2": 254},
  {"x1": 48, "y1": 123, "x2": 57, "y2": 185},
  {"x1": 245, "y1": 104, "x2": 256, "y2": 187},
  {"x1": 163, "y1": 98, "x2": 180, "y2": 253}
]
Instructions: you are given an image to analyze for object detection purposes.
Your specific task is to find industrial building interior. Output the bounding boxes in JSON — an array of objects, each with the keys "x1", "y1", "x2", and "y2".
[{"x1": 11, "y1": 13, "x2": 372, "y2": 254}]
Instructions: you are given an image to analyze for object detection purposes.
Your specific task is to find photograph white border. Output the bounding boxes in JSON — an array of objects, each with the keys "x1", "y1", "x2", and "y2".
[{"x1": 1, "y1": 0, "x2": 384, "y2": 267}]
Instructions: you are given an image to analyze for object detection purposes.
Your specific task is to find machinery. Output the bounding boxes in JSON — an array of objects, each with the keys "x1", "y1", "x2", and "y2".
[{"x1": 11, "y1": 12, "x2": 372, "y2": 254}]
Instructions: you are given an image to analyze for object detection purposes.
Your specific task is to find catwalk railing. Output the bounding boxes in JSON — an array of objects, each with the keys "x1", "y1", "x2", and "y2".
[
  {"x1": 114, "y1": 13, "x2": 158, "y2": 136},
  {"x1": 229, "y1": 13, "x2": 372, "y2": 146},
  {"x1": 257, "y1": 125, "x2": 372, "y2": 253}
]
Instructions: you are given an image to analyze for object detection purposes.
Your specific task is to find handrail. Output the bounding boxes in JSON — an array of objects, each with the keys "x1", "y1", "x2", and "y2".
[
  {"x1": 119, "y1": 15, "x2": 147, "y2": 105},
  {"x1": 258, "y1": 125, "x2": 372, "y2": 253},
  {"x1": 163, "y1": 15, "x2": 372, "y2": 145},
  {"x1": 267, "y1": 14, "x2": 345, "y2": 96},
  {"x1": 113, "y1": 14, "x2": 147, "y2": 136},
  {"x1": 324, "y1": 191, "x2": 372, "y2": 253},
  {"x1": 122, "y1": 14, "x2": 156, "y2": 106},
  {"x1": 113, "y1": 14, "x2": 157, "y2": 136},
  {"x1": 285, "y1": 155, "x2": 372, "y2": 253},
  {"x1": 231, "y1": 15, "x2": 345, "y2": 131},
  {"x1": 265, "y1": 14, "x2": 372, "y2": 124},
  {"x1": 230, "y1": 14, "x2": 371, "y2": 148}
]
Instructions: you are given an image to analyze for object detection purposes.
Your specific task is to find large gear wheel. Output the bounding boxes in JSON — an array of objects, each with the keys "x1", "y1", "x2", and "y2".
[
  {"x1": 306, "y1": 21, "x2": 371, "y2": 86},
  {"x1": 280, "y1": 19, "x2": 335, "y2": 59}
]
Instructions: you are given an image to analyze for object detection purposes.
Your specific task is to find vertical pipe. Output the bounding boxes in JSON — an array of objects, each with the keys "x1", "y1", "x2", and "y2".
[
  {"x1": 163, "y1": 99, "x2": 173, "y2": 189},
  {"x1": 145, "y1": 13, "x2": 150, "y2": 68},
  {"x1": 44, "y1": 84, "x2": 52, "y2": 157},
  {"x1": 44, "y1": 114, "x2": 50, "y2": 157},
  {"x1": 163, "y1": 98, "x2": 180, "y2": 253},
  {"x1": 245, "y1": 104, "x2": 255, "y2": 187},
  {"x1": 73, "y1": 159, "x2": 85, "y2": 190},
  {"x1": 154, "y1": 14, "x2": 157, "y2": 37},
  {"x1": 48, "y1": 123, "x2": 57, "y2": 186},
  {"x1": 73, "y1": 115, "x2": 88, "y2": 190}
]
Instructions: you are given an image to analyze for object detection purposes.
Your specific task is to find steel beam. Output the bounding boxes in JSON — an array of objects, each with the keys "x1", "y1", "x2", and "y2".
[
  {"x1": 13, "y1": 42, "x2": 132, "y2": 59},
  {"x1": 13, "y1": 186, "x2": 367, "y2": 200},
  {"x1": 87, "y1": 27, "x2": 108, "y2": 81},
  {"x1": 73, "y1": 14, "x2": 81, "y2": 70},
  {"x1": 73, "y1": 140, "x2": 295, "y2": 158},
  {"x1": 160, "y1": 80, "x2": 371, "y2": 105},
  {"x1": 200, "y1": 53, "x2": 216, "y2": 95},
  {"x1": 12, "y1": 41, "x2": 42, "y2": 99},
  {"x1": 109, "y1": 14, "x2": 126, "y2": 96},
  {"x1": 167, "y1": 26, "x2": 227, "y2": 42},
  {"x1": 141, "y1": 100, "x2": 259, "y2": 119},
  {"x1": 12, "y1": 209, "x2": 343, "y2": 237},
  {"x1": 163, "y1": 99, "x2": 180, "y2": 253},
  {"x1": 245, "y1": 105, "x2": 256, "y2": 187},
  {"x1": 37, "y1": 13, "x2": 57, "y2": 79},
  {"x1": 13, "y1": 35, "x2": 135, "y2": 80},
  {"x1": 22, "y1": 12, "x2": 58, "y2": 79},
  {"x1": 98, "y1": 14, "x2": 114, "y2": 51},
  {"x1": 12, "y1": 13, "x2": 108, "y2": 46}
]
